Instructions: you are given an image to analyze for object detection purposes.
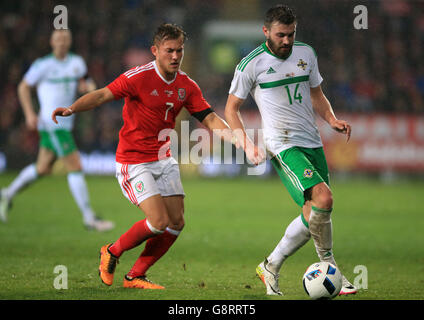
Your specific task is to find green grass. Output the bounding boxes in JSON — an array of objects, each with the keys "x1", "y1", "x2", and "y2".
[{"x1": 0, "y1": 173, "x2": 423, "y2": 300}]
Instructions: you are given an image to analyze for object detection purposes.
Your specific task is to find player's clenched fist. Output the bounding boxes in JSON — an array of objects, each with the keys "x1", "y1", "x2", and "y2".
[{"x1": 52, "y1": 107, "x2": 73, "y2": 124}]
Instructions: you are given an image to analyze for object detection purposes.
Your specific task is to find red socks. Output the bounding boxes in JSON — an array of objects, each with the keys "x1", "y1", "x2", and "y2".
[
  {"x1": 109, "y1": 219, "x2": 160, "y2": 258},
  {"x1": 108, "y1": 219, "x2": 180, "y2": 278},
  {"x1": 127, "y1": 229, "x2": 179, "y2": 278}
]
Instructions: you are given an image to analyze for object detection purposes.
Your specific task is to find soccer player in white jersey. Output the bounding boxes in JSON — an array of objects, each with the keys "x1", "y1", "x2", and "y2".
[
  {"x1": 0, "y1": 29, "x2": 114, "y2": 232},
  {"x1": 224, "y1": 5, "x2": 357, "y2": 296}
]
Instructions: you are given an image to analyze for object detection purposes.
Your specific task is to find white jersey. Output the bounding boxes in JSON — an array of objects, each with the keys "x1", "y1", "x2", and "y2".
[
  {"x1": 229, "y1": 41, "x2": 323, "y2": 155},
  {"x1": 24, "y1": 53, "x2": 87, "y2": 131}
]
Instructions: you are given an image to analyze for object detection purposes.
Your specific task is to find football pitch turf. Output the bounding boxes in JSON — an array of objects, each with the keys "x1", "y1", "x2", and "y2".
[{"x1": 0, "y1": 172, "x2": 422, "y2": 300}]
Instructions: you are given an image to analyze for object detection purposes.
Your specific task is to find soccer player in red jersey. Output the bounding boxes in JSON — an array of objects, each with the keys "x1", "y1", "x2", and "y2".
[{"x1": 52, "y1": 24, "x2": 236, "y2": 289}]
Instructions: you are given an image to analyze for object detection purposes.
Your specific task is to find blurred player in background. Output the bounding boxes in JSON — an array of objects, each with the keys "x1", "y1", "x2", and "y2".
[
  {"x1": 0, "y1": 29, "x2": 114, "y2": 232},
  {"x1": 52, "y1": 23, "x2": 237, "y2": 289},
  {"x1": 225, "y1": 5, "x2": 357, "y2": 296}
]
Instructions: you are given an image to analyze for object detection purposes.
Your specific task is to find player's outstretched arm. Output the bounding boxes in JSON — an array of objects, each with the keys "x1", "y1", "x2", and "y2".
[
  {"x1": 52, "y1": 87, "x2": 115, "y2": 124},
  {"x1": 201, "y1": 112, "x2": 240, "y2": 148},
  {"x1": 310, "y1": 85, "x2": 351, "y2": 142},
  {"x1": 224, "y1": 94, "x2": 265, "y2": 165}
]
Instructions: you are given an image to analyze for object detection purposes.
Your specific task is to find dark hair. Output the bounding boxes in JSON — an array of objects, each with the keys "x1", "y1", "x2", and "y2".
[
  {"x1": 264, "y1": 4, "x2": 297, "y2": 28},
  {"x1": 153, "y1": 23, "x2": 187, "y2": 45}
]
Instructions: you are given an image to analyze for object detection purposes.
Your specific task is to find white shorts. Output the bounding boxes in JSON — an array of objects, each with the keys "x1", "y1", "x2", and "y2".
[{"x1": 116, "y1": 157, "x2": 185, "y2": 206}]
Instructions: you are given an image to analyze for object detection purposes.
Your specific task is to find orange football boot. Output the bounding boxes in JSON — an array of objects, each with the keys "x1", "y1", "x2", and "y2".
[
  {"x1": 99, "y1": 243, "x2": 119, "y2": 286},
  {"x1": 123, "y1": 275, "x2": 165, "y2": 289}
]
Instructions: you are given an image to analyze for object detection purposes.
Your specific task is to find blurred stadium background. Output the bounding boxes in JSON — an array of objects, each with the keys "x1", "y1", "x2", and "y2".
[{"x1": 0, "y1": 0, "x2": 423, "y2": 179}]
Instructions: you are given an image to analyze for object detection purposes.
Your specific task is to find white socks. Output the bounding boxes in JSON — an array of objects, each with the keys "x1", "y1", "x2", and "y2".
[
  {"x1": 4, "y1": 163, "x2": 38, "y2": 200},
  {"x1": 5, "y1": 165, "x2": 96, "y2": 225},
  {"x1": 267, "y1": 205, "x2": 337, "y2": 274},
  {"x1": 67, "y1": 171, "x2": 95, "y2": 224},
  {"x1": 308, "y1": 206, "x2": 337, "y2": 266},
  {"x1": 267, "y1": 215, "x2": 311, "y2": 273}
]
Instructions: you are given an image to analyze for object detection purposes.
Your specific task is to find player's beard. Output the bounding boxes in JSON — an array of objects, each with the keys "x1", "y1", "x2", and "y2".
[
  {"x1": 157, "y1": 60, "x2": 180, "y2": 80},
  {"x1": 267, "y1": 38, "x2": 293, "y2": 59}
]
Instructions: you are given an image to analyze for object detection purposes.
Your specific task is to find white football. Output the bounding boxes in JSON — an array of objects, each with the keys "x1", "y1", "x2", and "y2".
[{"x1": 302, "y1": 262, "x2": 342, "y2": 299}]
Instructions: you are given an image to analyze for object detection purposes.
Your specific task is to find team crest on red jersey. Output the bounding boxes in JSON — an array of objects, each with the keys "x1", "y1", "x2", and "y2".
[{"x1": 178, "y1": 88, "x2": 186, "y2": 101}]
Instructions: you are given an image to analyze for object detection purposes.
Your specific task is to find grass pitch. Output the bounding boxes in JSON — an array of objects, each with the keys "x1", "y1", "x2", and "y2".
[{"x1": 0, "y1": 172, "x2": 422, "y2": 300}]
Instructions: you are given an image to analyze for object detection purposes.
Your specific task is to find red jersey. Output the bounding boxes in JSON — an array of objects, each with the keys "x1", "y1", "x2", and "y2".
[{"x1": 107, "y1": 61, "x2": 212, "y2": 164}]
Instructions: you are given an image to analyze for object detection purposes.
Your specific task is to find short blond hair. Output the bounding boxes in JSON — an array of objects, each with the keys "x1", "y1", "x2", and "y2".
[{"x1": 152, "y1": 23, "x2": 187, "y2": 45}]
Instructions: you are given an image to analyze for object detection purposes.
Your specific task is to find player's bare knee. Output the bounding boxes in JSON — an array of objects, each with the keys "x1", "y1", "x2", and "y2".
[
  {"x1": 149, "y1": 215, "x2": 169, "y2": 232},
  {"x1": 175, "y1": 218, "x2": 185, "y2": 231},
  {"x1": 177, "y1": 209, "x2": 185, "y2": 229},
  {"x1": 312, "y1": 191, "x2": 333, "y2": 211},
  {"x1": 158, "y1": 220, "x2": 170, "y2": 232},
  {"x1": 36, "y1": 165, "x2": 51, "y2": 176},
  {"x1": 167, "y1": 214, "x2": 185, "y2": 231},
  {"x1": 311, "y1": 184, "x2": 333, "y2": 211},
  {"x1": 63, "y1": 152, "x2": 82, "y2": 172},
  {"x1": 315, "y1": 194, "x2": 332, "y2": 211},
  {"x1": 322, "y1": 188, "x2": 333, "y2": 207},
  {"x1": 64, "y1": 162, "x2": 82, "y2": 173}
]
